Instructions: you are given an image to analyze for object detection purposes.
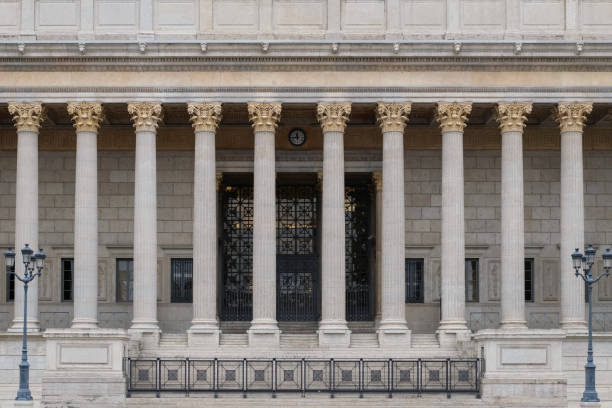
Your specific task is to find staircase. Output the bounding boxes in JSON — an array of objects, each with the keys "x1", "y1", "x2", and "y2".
[
  {"x1": 159, "y1": 333, "x2": 188, "y2": 348},
  {"x1": 349, "y1": 332, "x2": 379, "y2": 348},
  {"x1": 280, "y1": 333, "x2": 319, "y2": 348},
  {"x1": 219, "y1": 333, "x2": 249, "y2": 346},
  {"x1": 411, "y1": 334, "x2": 439, "y2": 348}
]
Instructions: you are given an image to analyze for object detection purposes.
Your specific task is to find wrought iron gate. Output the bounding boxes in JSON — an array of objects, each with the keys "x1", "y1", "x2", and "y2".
[
  {"x1": 220, "y1": 185, "x2": 254, "y2": 321},
  {"x1": 345, "y1": 185, "x2": 372, "y2": 321},
  {"x1": 276, "y1": 185, "x2": 318, "y2": 321}
]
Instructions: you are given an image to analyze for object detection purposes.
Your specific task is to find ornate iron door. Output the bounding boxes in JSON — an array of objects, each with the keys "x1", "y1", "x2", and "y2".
[
  {"x1": 276, "y1": 185, "x2": 319, "y2": 321},
  {"x1": 345, "y1": 185, "x2": 372, "y2": 321},
  {"x1": 220, "y1": 185, "x2": 254, "y2": 321}
]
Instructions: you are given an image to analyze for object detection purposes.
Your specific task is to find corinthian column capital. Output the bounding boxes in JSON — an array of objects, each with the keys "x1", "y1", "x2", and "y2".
[
  {"x1": 247, "y1": 102, "x2": 282, "y2": 132},
  {"x1": 435, "y1": 102, "x2": 472, "y2": 132},
  {"x1": 317, "y1": 102, "x2": 351, "y2": 132},
  {"x1": 8, "y1": 102, "x2": 45, "y2": 132},
  {"x1": 127, "y1": 102, "x2": 163, "y2": 131},
  {"x1": 376, "y1": 102, "x2": 411, "y2": 133},
  {"x1": 554, "y1": 102, "x2": 593, "y2": 132},
  {"x1": 496, "y1": 102, "x2": 532, "y2": 132},
  {"x1": 67, "y1": 102, "x2": 104, "y2": 132},
  {"x1": 187, "y1": 102, "x2": 223, "y2": 132}
]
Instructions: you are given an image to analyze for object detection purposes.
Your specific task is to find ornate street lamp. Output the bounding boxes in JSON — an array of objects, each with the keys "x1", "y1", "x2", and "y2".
[
  {"x1": 5, "y1": 244, "x2": 45, "y2": 401},
  {"x1": 571, "y1": 245, "x2": 611, "y2": 403}
]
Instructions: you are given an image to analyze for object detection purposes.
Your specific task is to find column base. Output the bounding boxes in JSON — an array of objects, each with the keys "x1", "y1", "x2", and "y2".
[
  {"x1": 377, "y1": 320, "x2": 411, "y2": 348},
  {"x1": 8, "y1": 318, "x2": 40, "y2": 333},
  {"x1": 71, "y1": 318, "x2": 99, "y2": 330},
  {"x1": 499, "y1": 320, "x2": 528, "y2": 330},
  {"x1": 128, "y1": 324, "x2": 161, "y2": 349},
  {"x1": 561, "y1": 320, "x2": 588, "y2": 334},
  {"x1": 318, "y1": 320, "x2": 351, "y2": 348},
  {"x1": 248, "y1": 319, "x2": 280, "y2": 347},
  {"x1": 187, "y1": 322, "x2": 221, "y2": 347},
  {"x1": 436, "y1": 320, "x2": 471, "y2": 348}
]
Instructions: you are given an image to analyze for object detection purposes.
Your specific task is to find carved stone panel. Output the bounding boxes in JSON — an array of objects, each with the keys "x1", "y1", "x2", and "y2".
[
  {"x1": 429, "y1": 258, "x2": 441, "y2": 302},
  {"x1": 541, "y1": 260, "x2": 560, "y2": 301},
  {"x1": 597, "y1": 269, "x2": 612, "y2": 301},
  {"x1": 157, "y1": 258, "x2": 163, "y2": 302},
  {"x1": 39, "y1": 258, "x2": 55, "y2": 301},
  {"x1": 40, "y1": 311, "x2": 70, "y2": 330},
  {"x1": 487, "y1": 260, "x2": 501, "y2": 302},
  {"x1": 528, "y1": 312, "x2": 559, "y2": 329},
  {"x1": 0, "y1": 312, "x2": 9, "y2": 331},
  {"x1": 99, "y1": 311, "x2": 130, "y2": 329},
  {"x1": 593, "y1": 312, "x2": 612, "y2": 332},
  {"x1": 469, "y1": 312, "x2": 500, "y2": 332},
  {"x1": 97, "y1": 259, "x2": 108, "y2": 302}
]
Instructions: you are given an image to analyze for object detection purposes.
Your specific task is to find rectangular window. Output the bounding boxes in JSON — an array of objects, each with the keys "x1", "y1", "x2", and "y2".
[
  {"x1": 6, "y1": 265, "x2": 14, "y2": 301},
  {"x1": 405, "y1": 258, "x2": 424, "y2": 303},
  {"x1": 116, "y1": 258, "x2": 134, "y2": 302},
  {"x1": 465, "y1": 258, "x2": 479, "y2": 302},
  {"x1": 525, "y1": 258, "x2": 534, "y2": 302},
  {"x1": 61, "y1": 258, "x2": 74, "y2": 301},
  {"x1": 171, "y1": 258, "x2": 193, "y2": 303}
]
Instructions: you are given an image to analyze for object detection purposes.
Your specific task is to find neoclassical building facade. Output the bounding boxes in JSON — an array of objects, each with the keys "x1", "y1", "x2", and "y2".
[{"x1": 1, "y1": 0, "x2": 612, "y2": 407}]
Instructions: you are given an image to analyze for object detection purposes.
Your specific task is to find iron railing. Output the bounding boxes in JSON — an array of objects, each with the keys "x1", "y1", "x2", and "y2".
[{"x1": 124, "y1": 358, "x2": 482, "y2": 398}]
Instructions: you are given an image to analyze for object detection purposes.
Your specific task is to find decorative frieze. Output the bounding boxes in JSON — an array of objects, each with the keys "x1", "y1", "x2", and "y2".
[
  {"x1": 247, "y1": 102, "x2": 282, "y2": 132},
  {"x1": 496, "y1": 102, "x2": 532, "y2": 132},
  {"x1": 187, "y1": 102, "x2": 223, "y2": 132},
  {"x1": 67, "y1": 102, "x2": 104, "y2": 132},
  {"x1": 376, "y1": 102, "x2": 411, "y2": 133},
  {"x1": 127, "y1": 102, "x2": 163, "y2": 132},
  {"x1": 554, "y1": 102, "x2": 593, "y2": 132},
  {"x1": 435, "y1": 102, "x2": 472, "y2": 132},
  {"x1": 317, "y1": 102, "x2": 351, "y2": 132},
  {"x1": 8, "y1": 102, "x2": 45, "y2": 131}
]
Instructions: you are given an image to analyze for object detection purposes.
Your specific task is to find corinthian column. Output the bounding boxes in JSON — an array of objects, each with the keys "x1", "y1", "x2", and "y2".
[
  {"x1": 67, "y1": 102, "x2": 104, "y2": 329},
  {"x1": 497, "y1": 102, "x2": 532, "y2": 329},
  {"x1": 376, "y1": 102, "x2": 412, "y2": 347},
  {"x1": 128, "y1": 102, "x2": 162, "y2": 333},
  {"x1": 317, "y1": 102, "x2": 352, "y2": 347},
  {"x1": 555, "y1": 102, "x2": 592, "y2": 332},
  {"x1": 8, "y1": 102, "x2": 44, "y2": 332},
  {"x1": 187, "y1": 102, "x2": 222, "y2": 346},
  {"x1": 247, "y1": 102, "x2": 282, "y2": 347},
  {"x1": 435, "y1": 102, "x2": 471, "y2": 342}
]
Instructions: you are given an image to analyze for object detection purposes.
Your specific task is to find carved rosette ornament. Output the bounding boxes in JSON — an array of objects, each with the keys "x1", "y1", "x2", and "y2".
[
  {"x1": 67, "y1": 102, "x2": 104, "y2": 131},
  {"x1": 496, "y1": 102, "x2": 532, "y2": 133},
  {"x1": 8, "y1": 102, "x2": 45, "y2": 132},
  {"x1": 127, "y1": 102, "x2": 163, "y2": 131},
  {"x1": 247, "y1": 102, "x2": 282, "y2": 132},
  {"x1": 435, "y1": 102, "x2": 472, "y2": 132},
  {"x1": 317, "y1": 102, "x2": 351, "y2": 132},
  {"x1": 187, "y1": 102, "x2": 223, "y2": 132},
  {"x1": 554, "y1": 102, "x2": 593, "y2": 132},
  {"x1": 376, "y1": 102, "x2": 411, "y2": 133}
]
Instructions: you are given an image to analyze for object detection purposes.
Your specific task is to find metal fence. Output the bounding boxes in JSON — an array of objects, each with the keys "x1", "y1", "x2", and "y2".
[{"x1": 124, "y1": 358, "x2": 482, "y2": 398}]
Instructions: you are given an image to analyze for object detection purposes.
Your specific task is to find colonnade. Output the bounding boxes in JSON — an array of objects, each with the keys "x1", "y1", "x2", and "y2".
[{"x1": 5, "y1": 101, "x2": 592, "y2": 345}]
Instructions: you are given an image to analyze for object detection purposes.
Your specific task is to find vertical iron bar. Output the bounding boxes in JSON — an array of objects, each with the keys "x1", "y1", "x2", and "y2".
[
  {"x1": 156, "y1": 358, "x2": 161, "y2": 398},
  {"x1": 388, "y1": 358, "x2": 392, "y2": 398},
  {"x1": 186, "y1": 358, "x2": 190, "y2": 394},
  {"x1": 127, "y1": 357, "x2": 132, "y2": 397},
  {"x1": 214, "y1": 358, "x2": 218, "y2": 398},
  {"x1": 243, "y1": 358, "x2": 247, "y2": 398},
  {"x1": 446, "y1": 358, "x2": 450, "y2": 399},
  {"x1": 330, "y1": 359, "x2": 334, "y2": 398}
]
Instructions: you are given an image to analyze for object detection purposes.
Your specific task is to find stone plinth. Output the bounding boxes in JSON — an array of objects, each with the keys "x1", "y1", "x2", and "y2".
[
  {"x1": 473, "y1": 329, "x2": 566, "y2": 403},
  {"x1": 42, "y1": 328, "x2": 129, "y2": 407}
]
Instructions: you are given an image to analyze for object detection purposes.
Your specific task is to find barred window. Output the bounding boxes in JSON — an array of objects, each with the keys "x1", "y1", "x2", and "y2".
[
  {"x1": 171, "y1": 258, "x2": 193, "y2": 303},
  {"x1": 61, "y1": 258, "x2": 74, "y2": 301},
  {"x1": 465, "y1": 259, "x2": 479, "y2": 302},
  {"x1": 6, "y1": 264, "x2": 14, "y2": 301},
  {"x1": 116, "y1": 258, "x2": 134, "y2": 302},
  {"x1": 405, "y1": 258, "x2": 424, "y2": 303},
  {"x1": 524, "y1": 258, "x2": 534, "y2": 302}
]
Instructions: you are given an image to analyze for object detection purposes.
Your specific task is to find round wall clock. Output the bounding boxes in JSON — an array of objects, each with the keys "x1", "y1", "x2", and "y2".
[{"x1": 288, "y1": 128, "x2": 307, "y2": 147}]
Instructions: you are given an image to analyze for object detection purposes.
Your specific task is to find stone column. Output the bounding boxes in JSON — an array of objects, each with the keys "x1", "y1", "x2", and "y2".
[
  {"x1": 317, "y1": 102, "x2": 352, "y2": 347},
  {"x1": 372, "y1": 172, "x2": 383, "y2": 324},
  {"x1": 247, "y1": 102, "x2": 282, "y2": 346},
  {"x1": 555, "y1": 102, "x2": 592, "y2": 332},
  {"x1": 127, "y1": 102, "x2": 162, "y2": 334},
  {"x1": 67, "y1": 102, "x2": 104, "y2": 329},
  {"x1": 435, "y1": 102, "x2": 471, "y2": 343},
  {"x1": 376, "y1": 102, "x2": 412, "y2": 347},
  {"x1": 8, "y1": 102, "x2": 44, "y2": 332},
  {"x1": 496, "y1": 102, "x2": 532, "y2": 329},
  {"x1": 187, "y1": 102, "x2": 222, "y2": 346}
]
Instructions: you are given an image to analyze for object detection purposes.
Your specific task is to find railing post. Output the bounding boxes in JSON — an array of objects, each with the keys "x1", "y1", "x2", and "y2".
[
  {"x1": 272, "y1": 358, "x2": 277, "y2": 398},
  {"x1": 185, "y1": 357, "x2": 190, "y2": 395},
  {"x1": 127, "y1": 357, "x2": 132, "y2": 398},
  {"x1": 214, "y1": 358, "x2": 218, "y2": 398},
  {"x1": 476, "y1": 358, "x2": 481, "y2": 399},
  {"x1": 301, "y1": 358, "x2": 306, "y2": 397},
  {"x1": 156, "y1": 358, "x2": 161, "y2": 398},
  {"x1": 388, "y1": 358, "x2": 393, "y2": 398},
  {"x1": 417, "y1": 358, "x2": 421, "y2": 396},
  {"x1": 243, "y1": 358, "x2": 247, "y2": 398},
  {"x1": 446, "y1": 358, "x2": 450, "y2": 399},
  {"x1": 359, "y1": 358, "x2": 363, "y2": 398},
  {"x1": 330, "y1": 359, "x2": 334, "y2": 398}
]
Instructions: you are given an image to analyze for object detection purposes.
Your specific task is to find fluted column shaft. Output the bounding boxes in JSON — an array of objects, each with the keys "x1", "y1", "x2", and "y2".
[
  {"x1": 497, "y1": 102, "x2": 532, "y2": 329},
  {"x1": 128, "y1": 102, "x2": 162, "y2": 331},
  {"x1": 556, "y1": 102, "x2": 592, "y2": 331},
  {"x1": 436, "y1": 102, "x2": 471, "y2": 331},
  {"x1": 68, "y1": 102, "x2": 103, "y2": 329},
  {"x1": 188, "y1": 102, "x2": 222, "y2": 331},
  {"x1": 248, "y1": 102, "x2": 281, "y2": 335},
  {"x1": 8, "y1": 103, "x2": 44, "y2": 332}
]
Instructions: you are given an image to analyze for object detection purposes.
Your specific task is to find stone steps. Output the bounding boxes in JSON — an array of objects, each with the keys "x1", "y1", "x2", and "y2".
[
  {"x1": 280, "y1": 333, "x2": 318, "y2": 348},
  {"x1": 219, "y1": 333, "x2": 249, "y2": 346},
  {"x1": 349, "y1": 333, "x2": 379, "y2": 348},
  {"x1": 411, "y1": 334, "x2": 439, "y2": 348},
  {"x1": 159, "y1": 333, "x2": 188, "y2": 348}
]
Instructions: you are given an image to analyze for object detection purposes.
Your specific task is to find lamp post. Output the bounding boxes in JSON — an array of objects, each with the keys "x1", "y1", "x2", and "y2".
[
  {"x1": 571, "y1": 245, "x2": 611, "y2": 403},
  {"x1": 5, "y1": 244, "x2": 46, "y2": 401}
]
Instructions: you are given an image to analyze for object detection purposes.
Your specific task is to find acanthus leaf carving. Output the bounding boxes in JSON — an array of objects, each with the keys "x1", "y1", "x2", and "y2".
[
  {"x1": 554, "y1": 102, "x2": 593, "y2": 132},
  {"x1": 187, "y1": 102, "x2": 223, "y2": 132},
  {"x1": 127, "y1": 102, "x2": 163, "y2": 131},
  {"x1": 8, "y1": 102, "x2": 45, "y2": 132},
  {"x1": 496, "y1": 102, "x2": 532, "y2": 132},
  {"x1": 376, "y1": 102, "x2": 411, "y2": 133},
  {"x1": 67, "y1": 101, "x2": 104, "y2": 132},
  {"x1": 435, "y1": 102, "x2": 472, "y2": 132},
  {"x1": 317, "y1": 102, "x2": 351, "y2": 133},
  {"x1": 247, "y1": 102, "x2": 282, "y2": 132}
]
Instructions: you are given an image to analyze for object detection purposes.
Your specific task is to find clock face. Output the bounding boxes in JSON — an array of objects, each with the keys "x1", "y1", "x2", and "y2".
[{"x1": 288, "y1": 128, "x2": 306, "y2": 147}]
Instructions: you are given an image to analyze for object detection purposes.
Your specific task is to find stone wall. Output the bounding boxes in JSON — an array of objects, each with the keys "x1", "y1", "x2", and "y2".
[{"x1": 0, "y1": 148, "x2": 611, "y2": 333}]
